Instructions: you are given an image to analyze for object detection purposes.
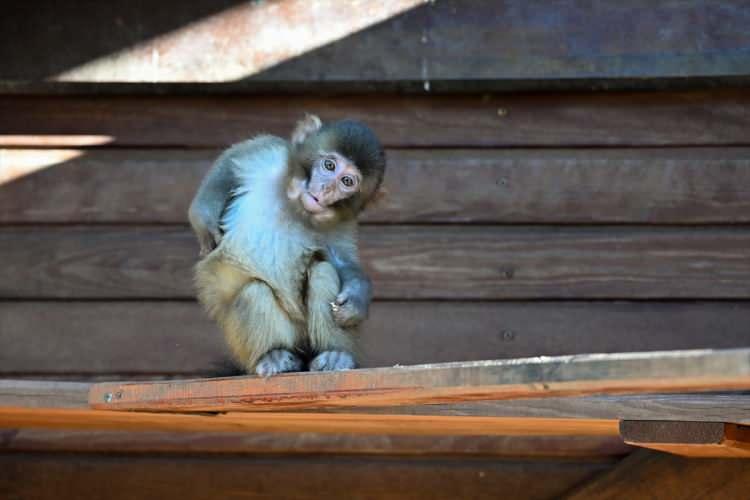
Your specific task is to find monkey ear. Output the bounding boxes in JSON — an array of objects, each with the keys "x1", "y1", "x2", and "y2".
[
  {"x1": 291, "y1": 114, "x2": 323, "y2": 147},
  {"x1": 367, "y1": 187, "x2": 389, "y2": 208}
]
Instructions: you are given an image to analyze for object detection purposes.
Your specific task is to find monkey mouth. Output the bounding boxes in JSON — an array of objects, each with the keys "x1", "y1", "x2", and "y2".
[{"x1": 301, "y1": 191, "x2": 327, "y2": 213}]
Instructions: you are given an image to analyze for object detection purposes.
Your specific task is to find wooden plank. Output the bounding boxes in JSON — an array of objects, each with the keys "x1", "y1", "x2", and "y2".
[
  {"x1": 1, "y1": 90, "x2": 750, "y2": 147},
  {"x1": 620, "y1": 421, "x2": 750, "y2": 458},
  {"x1": 3, "y1": 301, "x2": 750, "y2": 376},
  {"x1": 5, "y1": 148, "x2": 750, "y2": 224},
  {"x1": 0, "y1": 430, "x2": 632, "y2": 457},
  {"x1": 2, "y1": 0, "x2": 749, "y2": 87},
  {"x1": 0, "y1": 408, "x2": 619, "y2": 437},
  {"x1": 3, "y1": 225, "x2": 750, "y2": 300},
  {"x1": 2, "y1": 381, "x2": 750, "y2": 425},
  {"x1": 88, "y1": 349, "x2": 750, "y2": 412},
  {"x1": 564, "y1": 449, "x2": 750, "y2": 499},
  {"x1": 0, "y1": 453, "x2": 610, "y2": 500}
]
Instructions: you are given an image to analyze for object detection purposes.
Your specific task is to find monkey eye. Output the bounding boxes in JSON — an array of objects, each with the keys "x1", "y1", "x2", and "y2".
[
  {"x1": 341, "y1": 175, "x2": 355, "y2": 187},
  {"x1": 323, "y1": 159, "x2": 336, "y2": 171}
]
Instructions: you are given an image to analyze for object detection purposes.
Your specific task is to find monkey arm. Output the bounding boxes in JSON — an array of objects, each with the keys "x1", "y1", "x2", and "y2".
[
  {"x1": 188, "y1": 153, "x2": 237, "y2": 256},
  {"x1": 326, "y1": 242, "x2": 372, "y2": 328}
]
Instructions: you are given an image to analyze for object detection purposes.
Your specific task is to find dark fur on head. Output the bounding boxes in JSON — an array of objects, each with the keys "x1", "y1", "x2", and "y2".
[{"x1": 296, "y1": 119, "x2": 386, "y2": 209}]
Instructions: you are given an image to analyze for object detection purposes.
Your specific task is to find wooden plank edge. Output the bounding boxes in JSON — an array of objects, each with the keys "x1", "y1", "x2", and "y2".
[
  {"x1": 0, "y1": 407, "x2": 619, "y2": 436},
  {"x1": 620, "y1": 421, "x2": 750, "y2": 458},
  {"x1": 88, "y1": 348, "x2": 750, "y2": 412}
]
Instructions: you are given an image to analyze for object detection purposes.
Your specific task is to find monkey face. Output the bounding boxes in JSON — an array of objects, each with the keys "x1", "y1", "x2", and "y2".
[{"x1": 301, "y1": 151, "x2": 362, "y2": 218}]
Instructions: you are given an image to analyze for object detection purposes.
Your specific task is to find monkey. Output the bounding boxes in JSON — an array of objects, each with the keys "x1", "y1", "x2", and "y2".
[{"x1": 188, "y1": 115, "x2": 385, "y2": 377}]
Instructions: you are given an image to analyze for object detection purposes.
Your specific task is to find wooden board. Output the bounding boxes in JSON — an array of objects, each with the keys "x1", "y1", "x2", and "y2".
[
  {"x1": 3, "y1": 301, "x2": 750, "y2": 376},
  {"x1": 0, "y1": 429, "x2": 631, "y2": 457},
  {"x1": 4, "y1": 148, "x2": 750, "y2": 224},
  {"x1": 565, "y1": 449, "x2": 750, "y2": 499},
  {"x1": 0, "y1": 452, "x2": 611, "y2": 500},
  {"x1": 2, "y1": 0, "x2": 749, "y2": 87},
  {"x1": 88, "y1": 349, "x2": 750, "y2": 412},
  {"x1": 620, "y1": 421, "x2": 750, "y2": 458},
  {"x1": 3, "y1": 225, "x2": 750, "y2": 300},
  {"x1": 2, "y1": 90, "x2": 750, "y2": 147},
  {"x1": 0, "y1": 408, "x2": 619, "y2": 437}
]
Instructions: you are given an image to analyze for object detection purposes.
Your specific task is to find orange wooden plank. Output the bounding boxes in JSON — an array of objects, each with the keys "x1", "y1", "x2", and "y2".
[
  {"x1": 89, "y1": 349, "x2": 750, "y2": 412},
  {"x1": 621, "y1": 421, "x2": 750, "y2": 458},
  {"x1": 0, "y1": 407, "x2": 619, "y2": 436}
]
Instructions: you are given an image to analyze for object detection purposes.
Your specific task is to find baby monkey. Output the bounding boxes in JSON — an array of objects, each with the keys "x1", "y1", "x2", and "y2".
[{"x1": 188, "y1": 115, "x2": 385, "y2": 376}]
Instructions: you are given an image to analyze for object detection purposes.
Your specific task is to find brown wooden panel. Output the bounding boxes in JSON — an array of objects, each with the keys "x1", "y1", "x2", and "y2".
[
  {"x1": 1, "y1": 90, "x2": 749, "y2": 147},
  {"x1": 2, "y1": 226, "x2": 750, "y2": 299},
  {"x1": 2, "y1": 0, "x2": 749, "y2": 87},
  {"x1": 620, "y1": 421, "x2": 750, "y2": 458},
  {"x1": 2, "y1": 301, "x2": 750, "y2": 376},
  {"x1": 89, "y1": 349, "x2": 750, "y2": 412},
  {"x1": 0, "y1": 430, "x2": 631, "y2": 458},
  {"x1": 4, "y1": 148, "x2": 750, "y2": 224},
  {"x1": 0, "y1": 453, "x2": 610, "y2": 500},
  {"x1": 565, "y1": 449, "x2": 750, "y2": 499}
]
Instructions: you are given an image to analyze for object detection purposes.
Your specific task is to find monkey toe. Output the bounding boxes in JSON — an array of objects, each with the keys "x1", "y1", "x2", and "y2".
[
  {"x1": 254, "y1": 349, "x2": 303, "y2": 377},
  {"x1": 309, "y1": 351, "x2": 356, "y2": 372}
]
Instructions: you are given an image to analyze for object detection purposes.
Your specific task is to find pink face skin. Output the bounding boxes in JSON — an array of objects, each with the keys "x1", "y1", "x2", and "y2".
[{"x1": 300, "y1": 151, "x2": 362, "y2": 217}]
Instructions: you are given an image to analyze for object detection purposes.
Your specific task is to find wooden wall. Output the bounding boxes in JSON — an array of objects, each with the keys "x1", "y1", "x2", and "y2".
[{"x1": 2, "y1": 1, "x2": 750, "y2": 498}]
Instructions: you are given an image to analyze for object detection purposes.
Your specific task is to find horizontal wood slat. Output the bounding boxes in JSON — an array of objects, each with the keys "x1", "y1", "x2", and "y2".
[
  {"x1": 0, "y1": 429, "x2": 631, "y2": 457},
  {"x1": 0, "y1": 453, "x2": 610, "y2": 500},
  {"x1": 2, "y1": 226, "x2": 750, "y2": 299},
  {"x1": 88, "y1": 348, "x2": 750, "y2": 412},
  {"x1": 3, "y1": 148, "x2": 750, "y2": 224},
  {"x1": 2, "y1": 301, "x2": 750, "y2": 375},
  {"x1": 1, "y1": 90, "x2": 749, "y2": 147}
]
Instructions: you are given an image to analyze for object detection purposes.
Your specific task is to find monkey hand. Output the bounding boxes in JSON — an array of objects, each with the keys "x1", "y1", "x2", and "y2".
[{"x1": 330, "y1": 286, "x2": 369, "y2": 327}]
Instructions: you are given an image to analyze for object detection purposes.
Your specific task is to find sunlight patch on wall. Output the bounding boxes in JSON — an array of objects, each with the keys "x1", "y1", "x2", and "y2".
[
  {"x1": 0, "y1": 149, "x2": 86, "y2": 184},
  {"x1": 52, "y1": 0, "x2": 426, "y2": 82}
]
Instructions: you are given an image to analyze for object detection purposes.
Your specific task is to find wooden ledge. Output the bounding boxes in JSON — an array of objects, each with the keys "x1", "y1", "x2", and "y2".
[{"x1": 89, "y1": 348, "x2": 750, "y2": 412}]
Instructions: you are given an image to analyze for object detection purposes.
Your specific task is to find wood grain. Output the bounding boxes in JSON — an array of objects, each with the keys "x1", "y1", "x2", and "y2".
[
  {"x1": 0, "y1": 408, "x2": 620, "y2": 437},
  {"x1": 3, "y1": 225, "x2": 750, "y2": 299},
  {"x1": 565, "y1": 449, "x2": 750, "y2": 499},
  {"x1": 3, "y1": 301, "x2": 750, "y2": 375},
  {"x1": 1, "y1": 90, "x2": 750, "y2": 147},
  {"x1": 88, "y1": 349, "x2": 750, "y2": 412},
  {"x1": 0, "y1": 452, "x2": 610, "y2": 500},
  {"x1": 620, "y1": 421, "x2": 750, "y2": 458},
  {"x1": 0, "y1": 429, "x2": 631, "y2": 457},
  {"x1": 4, "y1": 148, "x2": 750, "y2": 224}
]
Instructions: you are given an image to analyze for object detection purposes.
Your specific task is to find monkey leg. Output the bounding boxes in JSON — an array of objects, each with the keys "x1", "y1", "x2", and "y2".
[
  {"x1": 306, "y1": 261, "x2": 357, "y2": 371},
  {"x1": 224, "y1": 280, "x2": 303, "y2": 376}
]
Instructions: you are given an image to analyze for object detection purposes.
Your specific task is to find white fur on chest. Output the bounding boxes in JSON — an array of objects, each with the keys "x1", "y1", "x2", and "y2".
[{"x1": 220, "y1": 144, "x2": 320, "y2": 282}]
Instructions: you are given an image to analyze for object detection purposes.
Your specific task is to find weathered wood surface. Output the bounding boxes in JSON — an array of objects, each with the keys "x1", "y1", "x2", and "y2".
[
  {"x1": 3, "y1": 225, "x2": 750, "y2": 300},
  {"x1": 0, "y1": 380, "x2": 89, "y2": 409},
  {"x1": 3, "y1": 301, "x2": 750, "y2": 375},
  {"x1": 2, "y1": 0, "x2": 749, "y2": 88},
  {"x1": 564, "y1": 449, "x2": 750, "y2": 499},
  {"x1": 0, "y1": 429, "x2": 631, "y2": 457},
  {"x1": 0, "y1": 408, "x2": 619, "y2": 437},
  {"x1": 620, "y1": 421, "x2": 750, "y2": 458},
  {"x1": 0, "y1": 453, "x2": 610, "y2": 500},
  {"x1": 4, "y1": 148, "x2": 750, "y2": 224},
  {"x1": 88, "y1": 349, "x2": 750, "y2": 412},
  {"x1": 2, "y1": 91, "x2": 750, "y2": 147}
]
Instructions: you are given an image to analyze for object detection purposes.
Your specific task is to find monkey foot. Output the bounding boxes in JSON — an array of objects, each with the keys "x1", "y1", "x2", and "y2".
[
  {"x1": 254, "y1": 349, "x2": 303, "y2": 377},
  {"x1": 309, "y1": 351, "x2": 356, "y2": 371}
]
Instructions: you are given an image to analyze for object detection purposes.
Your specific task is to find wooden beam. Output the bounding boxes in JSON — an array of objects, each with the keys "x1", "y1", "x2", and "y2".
[
  {"x1": 0, "y1": 408, "x2": 619, "y2": 436},
  {"x1": 0, "y1": 429, "x2": 631, "y2": 457},
  {"x1": 2, "y1": 91, "x2": 750, "y2": 148},
  {"x1": 620, "y1": 421, "x2": 750, "y2": 458},
  {"x1": 5, "y1": 226, "x2": 750, "y2": 300},
  {"x1": 564, "y1": 449, "x2": 750, "y2": 499},
  {"x1": 5, "y1": 148, "x2": 750, "y2": 225},
  {"x1": 87, "y1": 349, "x2": 750, "y2": 412}
]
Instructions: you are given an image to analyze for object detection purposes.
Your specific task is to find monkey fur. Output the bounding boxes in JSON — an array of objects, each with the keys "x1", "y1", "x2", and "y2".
[{"x1": 188, "y1": 116, "x2": 385, "y2": 376}]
